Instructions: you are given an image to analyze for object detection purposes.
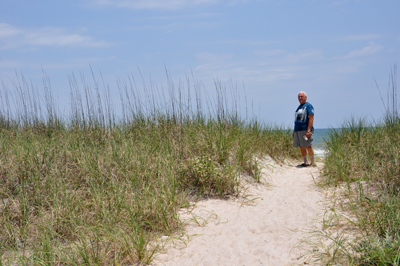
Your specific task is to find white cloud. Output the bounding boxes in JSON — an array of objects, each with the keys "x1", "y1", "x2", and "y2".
[
  {"x1": 0, "y1": 56, "x2": 116, "y2": 73},
  {"x1": 24, "y1": 28, "x2": 109, "y2": 47},
  {"x1": 254, "y1": 49, "x2": 285, "y2": 57},
  {"x1": 331, "y1": 0, "x2": 357, "y2": 5},
  {"x1": 195, "y1": 62, "x2": 298, "y2": 84},
  {"x1": 196, "y1": 51, "x2": 234, "y2": 63},
  {"x1": 343, "y1": 42, "x2": 383, "y2": 59},
  {"x1": 0, "y1": 23, "x2": 110, "y2": 49},
  {"x1": 216, "y1": 39, "x2": 275, "y2": 46},
  {"x1": 92, "y1": 0, "x2": 242, "y2": 9},
  {"x1": 0, "y1": 23, "x2": 21, "y2": 38},
  {"x1": 338, "y1": 34, "x2": 381, "y2": 41},
  {"x1": 145, "y1": 12, "x2": 221, "y2": 20},
  {"x1": 38, "y1": 56, "x2": 117, "y2": 70},
  {"x1": 284, "y1": 50, "x2": 324, "y2": 63},
  {"x1": 0, "y1": 59, "x2": 22, "y2": 68},
  {"x1": 194, "y1": 49, "x2": 325, "y2": 84}
]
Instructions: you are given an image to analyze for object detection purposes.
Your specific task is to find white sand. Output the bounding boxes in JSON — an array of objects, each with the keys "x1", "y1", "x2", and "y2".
[{"x1": 156, "y1": 159, "x2": 326, "y2": 266}]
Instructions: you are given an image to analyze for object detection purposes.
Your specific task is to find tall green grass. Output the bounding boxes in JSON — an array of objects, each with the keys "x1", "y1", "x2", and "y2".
[
  {"x1": 318, "y1": 66, "x2": 400, "y2": 265},
  {"x1": 0, "y1": 71, "x2": 297, "y2": 265}
]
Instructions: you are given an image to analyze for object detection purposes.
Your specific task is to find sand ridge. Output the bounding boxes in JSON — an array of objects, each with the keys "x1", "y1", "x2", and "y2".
[{"x1": 156, "y1": 159, "x2": 326, "y2": 266}]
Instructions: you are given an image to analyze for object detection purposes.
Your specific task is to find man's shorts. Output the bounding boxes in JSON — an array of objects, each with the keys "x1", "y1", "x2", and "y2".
[{"x1": 293, "y1": 130, "x2": 314, "y2": 147}]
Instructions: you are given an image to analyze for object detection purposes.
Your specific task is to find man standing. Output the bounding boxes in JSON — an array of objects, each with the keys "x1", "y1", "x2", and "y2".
[{"x1": 293, "y1": 91, "x2": 315, "y2": 166}]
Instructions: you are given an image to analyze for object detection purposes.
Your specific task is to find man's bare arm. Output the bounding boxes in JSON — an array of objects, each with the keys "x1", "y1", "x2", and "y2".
[{"x1": 307, "y1": 114, "x2": 314, "y2": 132}]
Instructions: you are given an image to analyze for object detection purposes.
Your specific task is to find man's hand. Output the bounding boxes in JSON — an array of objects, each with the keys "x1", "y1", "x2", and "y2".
[
  {"x1": 292, "y1": 131, "x2": 294, "y2": 138},
  {"x1": 306, "y1": 131, "x2": 312, "y2": 138}
]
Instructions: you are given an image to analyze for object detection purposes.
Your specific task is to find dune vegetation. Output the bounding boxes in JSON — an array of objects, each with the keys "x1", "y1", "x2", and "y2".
[
  {"x1": 0, "y1": 72, "x2": 298, "y2": 265},
  {"x1": 316, "y1": 67, "x2": 400, "y2": 265}
]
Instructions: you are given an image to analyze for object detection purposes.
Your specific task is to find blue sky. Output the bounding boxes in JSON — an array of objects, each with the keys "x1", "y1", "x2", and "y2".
[{"x1": 1, "y1": 0, "x2": 399, "y2": 128}]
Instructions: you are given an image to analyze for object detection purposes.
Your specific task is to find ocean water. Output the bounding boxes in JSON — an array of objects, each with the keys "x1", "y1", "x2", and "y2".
[{"x1": 312, "y1": 128, "x2": 333, "y2": 157}]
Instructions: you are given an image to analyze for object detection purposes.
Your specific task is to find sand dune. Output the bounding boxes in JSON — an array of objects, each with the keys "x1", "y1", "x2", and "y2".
[{"x1": 156, "y1": 158, "x2": 325, "y2": 266}]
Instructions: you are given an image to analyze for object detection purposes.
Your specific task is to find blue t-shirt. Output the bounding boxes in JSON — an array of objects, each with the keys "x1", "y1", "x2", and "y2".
[{"x1": 294, "y1": 102, "x2": 314, "y2": 132}]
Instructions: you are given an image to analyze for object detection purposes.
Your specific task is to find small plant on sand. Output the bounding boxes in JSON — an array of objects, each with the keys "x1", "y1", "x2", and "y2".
[{"x1": 180, "y1": 155, "x2": 237, "y2": 197}]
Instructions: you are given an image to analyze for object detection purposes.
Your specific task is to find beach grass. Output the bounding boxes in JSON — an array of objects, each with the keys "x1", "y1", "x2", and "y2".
[
  {"x1": 317, "y1": 119, "x2": 400, "y2": 265},
  {"x1": 315, "y1": 66, "x2": 400, "y2": 265},
  {"x1": 0, "y1": 72, "x2": 298, "y2": 265}
]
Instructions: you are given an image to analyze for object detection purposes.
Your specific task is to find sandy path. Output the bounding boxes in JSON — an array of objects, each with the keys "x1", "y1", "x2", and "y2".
[{"x1": 156, "y1": 159, "x2": 325, "y2": 266}]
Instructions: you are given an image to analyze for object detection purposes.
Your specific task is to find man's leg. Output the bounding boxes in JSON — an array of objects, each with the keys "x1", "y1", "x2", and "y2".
[
  {"x1": 306, "y1": 146, "x2": 315, "y2": 164},
  {"x1": 300, "y1": 147, "x2": 308, "y2": 164}
]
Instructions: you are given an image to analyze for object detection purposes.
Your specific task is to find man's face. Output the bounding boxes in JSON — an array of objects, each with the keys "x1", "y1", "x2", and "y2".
[{"x1": 298, "y1": 93, "x2": 307, "y2": 104}]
